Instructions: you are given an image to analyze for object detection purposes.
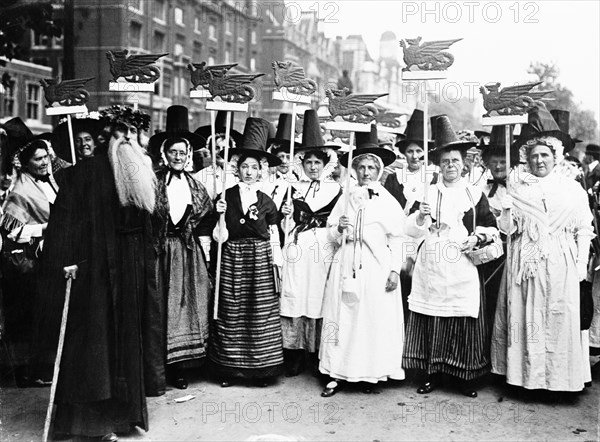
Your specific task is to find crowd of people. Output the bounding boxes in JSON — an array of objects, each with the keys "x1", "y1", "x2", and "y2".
[{"x1": 0, "y1": 101, "x2": 598, "y2": 441}]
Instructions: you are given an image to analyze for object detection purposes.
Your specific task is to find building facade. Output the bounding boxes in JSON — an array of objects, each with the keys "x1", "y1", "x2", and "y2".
[
  {"x1": 26, "y1": 0, "x2": 265, "y2": 133},
  {"x1": 0, "y1": 58, "x2": 53, "y2": 133}
]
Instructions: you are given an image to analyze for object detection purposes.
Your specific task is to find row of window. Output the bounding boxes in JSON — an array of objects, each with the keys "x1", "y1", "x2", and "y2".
[
  {"x1": 129, "y1": 0, "x2": 257, "y2": 42},
  {"x1": 2, "y1": 82, "x2": 42, "y2": 121}
]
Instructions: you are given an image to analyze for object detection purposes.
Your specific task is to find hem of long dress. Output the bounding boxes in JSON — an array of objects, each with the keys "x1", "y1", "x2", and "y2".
[
  {"x1": 503, "y1": 378, "x2": 585, "y2": 393},
  {"x1": 167, "y1": 355, "x2": 207, "y2": 369},
  {"x1": 211, "y1": 362, "x2": 284, "y2": 379},
  {"x1": 403, "y1": 358, "x2": 490, "y2": 381},
  {"x1": 319, "y1": 367, "x2": 405, "y2": 384}
]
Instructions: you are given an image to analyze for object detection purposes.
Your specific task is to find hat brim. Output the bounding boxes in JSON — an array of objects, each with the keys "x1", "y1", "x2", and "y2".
[
  {"x1": 515, "y1": 130, "x2": 572, "y2": 152},
  {"x1": 429, "y1": 141, "x2": 477, "y2": 165},
  {"x1": 474, "y1": 131, "x2": 491, "y2": 138},
  {"x1": 52, "y1": 118, "x2": 105, "y2": 162},
  {"x1": 395, "y1": 138, "x2": 434, "y2": 153},
  {"x1": 480, "y1": 144, "x2": 520, "y2": 166},
  {"x1": 148, "y1": 130, "x2": 205, "y2": 160},
  {"x1": 338, "y1": 147, "x2": 397, "y2": 168},
  {"x1": 226, "y1": 148, "x2": 282, "y2": 167}
]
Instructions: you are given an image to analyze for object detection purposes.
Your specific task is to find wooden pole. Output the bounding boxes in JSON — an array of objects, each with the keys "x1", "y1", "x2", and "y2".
[
  {"x1": 210, "y1": 110, "x2": 218, "y2": 197},
  {"x1": 422, "y1": 80, "x2": 429, "y2": 203},
  {"x1": 42, "y1": 275, "x2": 73, "y2": 442},
  {"x1": 505, "y1": 124, "x2": 512, "y2": 286},
  {"x1": 213, "y1": 111, "x2": 232, "y2": 320},
  {"x1": 335, "y1": 131, "x2": 355, "y2": 345},
  {"x1": 282, "y1": 102, "x2": 297, "y2": 247},
  {"x1": 66, "y1": 114, "x2": 77, "y2": 166}
]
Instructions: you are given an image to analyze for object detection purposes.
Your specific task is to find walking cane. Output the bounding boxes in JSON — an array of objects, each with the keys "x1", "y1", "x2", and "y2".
[{"x1": 43, "y1": 267, "x2": 75, "y2": 442}]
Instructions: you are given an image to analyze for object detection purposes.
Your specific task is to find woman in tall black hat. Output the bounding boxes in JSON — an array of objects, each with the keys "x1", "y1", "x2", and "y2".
[
  {"x1": 384, "y1": 109, "x2": 436, "y2": 212},
  {"x1": 262, "y1": 114, "x2": 301, "y2": 209},
  {"x1": 279, "y1": 109, "x2": 342, "y2": 377},
  {"x1": 210, "y1": 117, "x2": 285, "y2": 388},
  {"x1": 261, "y1": 113, "x2": 302, "y2": 248},
  {"x1": 318, "y1": 124, "x2": 406, "y2": 397},
  {"x1": 492, "y1": 103, "x2": 594, "y2": 392},
  {"x1": 478, "y1": 125, "x2": 520, "y2": 335},
  {"x1": 403, "y1": 115, "x2": 499, "y2": 397},
  {"x1": 150, "y1": 105, "x2": 214, "y2": 390},
  {"x1": 383, "y1": 109, "x2": 437, "y2": 319},
  {"x1": 193, "y1": 111, "x2": 244, "y2": 200},
  {"x1": 53, "y1": 116, "x2": 105, "y2": 163}
]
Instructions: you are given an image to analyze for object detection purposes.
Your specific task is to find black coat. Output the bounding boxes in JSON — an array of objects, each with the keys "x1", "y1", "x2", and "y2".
[{"x1": 37, "y1": 154, "x2": 162, "y2": 428}]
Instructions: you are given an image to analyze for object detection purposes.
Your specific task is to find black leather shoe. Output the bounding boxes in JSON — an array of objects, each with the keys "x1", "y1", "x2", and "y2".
[
  {"x1": 101, "y1": 433, "x2": 118, "y2": 442},
  {"x1": 221, "y1": 379, "x2": 234, "y2": 388},
  {"x1": 321, "y1": 380, "x2": 343, "y2": 397},
  {"x1": 174, "y1": 377, "x2": 188, "y2": 390},
  {"x1": 417, "y1": 382, "x2": 435, "y2": 394},
  {"x1": 462, "y1": 389, "x2": 478, "y2": 398}
]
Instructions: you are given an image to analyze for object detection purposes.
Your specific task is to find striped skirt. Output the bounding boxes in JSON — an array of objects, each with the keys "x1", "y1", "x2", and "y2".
[
  {"x1": 402, "y1": 284, "x2": 490, "y2": 381},
  {"x1": 209, "y1": 238, "x2": 284, "y2": 378}
]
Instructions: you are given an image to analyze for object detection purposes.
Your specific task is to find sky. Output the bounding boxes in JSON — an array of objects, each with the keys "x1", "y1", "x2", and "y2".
[{"x1": 296, "y1": 0, "x2": 600, "y2": 121}]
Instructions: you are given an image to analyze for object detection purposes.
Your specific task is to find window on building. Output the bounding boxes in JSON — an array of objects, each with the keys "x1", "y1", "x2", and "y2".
[
  {"x1": 251, "y1": 30, "x2": 257, "y2": 45},
  {"x1": 2, "y1": 80, "x2": 16, "y2": 116},
  {"x1": 26, "y1": 83, "x2": 41, "y2": 121},
  {"x1": 174, "y1": 74, "x2": 180, "y2": 97},
  {"x1": 174, "y1": 43, "x2": 184, "y2": 57},
  {"x1": 175, "y1": 7, "x2": 184, "y2": 26},
  {"x1": 152, "y1": 31, "x2": 165, "y2": 53},
  {"x1": 224, "y1": 49, "x2": 231, "y2": 64},
  {"x1": 31, "y1": 30, "x2": 49, "y2": 48},
  {"x1": 194, "y1": 17, "x2": 202, "y2": 34},
  {"x1": 154, "y1": 0, "x2": 167, "y2": 22},
  {"x1": 193, "y1": 42, "x2": 202, "y2": 61},
  {"x1": 250, "y1": 57, "x2": 256, "y2": 71},
  {"x1": 225, "y1": 18, "x2": 232, "y2": 35},
  {"x1": 208, "y1": 24, "x2": 216, "y2": 41},
  {"x1": 238, "y1": 46, "x2": 244, "y2": 60},
  {"x1": 162, "y1": 69, "x2": 172, "y2": 97},
  {"x1": 208, "y1": 56, "x2": 215, "y2": 65},
  {"x1": 129, "y1": 22, "x2": 143, "y2": 48}
]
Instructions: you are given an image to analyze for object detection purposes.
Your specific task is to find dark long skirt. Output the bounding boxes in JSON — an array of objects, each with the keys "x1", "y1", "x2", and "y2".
[
  {"x1": 53, "y1": 232, "x2": 148, "y2": 437},
  {"x1": 161, "y1": 235, "x2": 210, "y2": 365},
  {"x1": 402, "y1": 281, "x2": 490, "y2": 381},
  {"x1": 210, "y1": 238, "x2": 284, "y2": 379}
]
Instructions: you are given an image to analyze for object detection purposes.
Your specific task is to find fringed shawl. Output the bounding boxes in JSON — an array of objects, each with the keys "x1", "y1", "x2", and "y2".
[
  {"x1": 510, "y1": 172, "x2": 593, "y2": 282},
  {"x1": 0, "y1": 172, "x2": 55, "y2": 233}
]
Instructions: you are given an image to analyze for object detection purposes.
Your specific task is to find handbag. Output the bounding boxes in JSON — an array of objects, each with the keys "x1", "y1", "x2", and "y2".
[
  {"x1": 0, "y1": 227, "x2": 40, "y2": 279},
  {"x1": 464, "y1": 188, "x2": 504, "y2": 266}
]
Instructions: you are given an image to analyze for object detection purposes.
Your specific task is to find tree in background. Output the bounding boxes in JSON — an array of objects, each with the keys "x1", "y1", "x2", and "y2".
[
  {"x1": 528, "y1": 61, "x2": 599, "y2": 143},
  {"x1": 0, "y1": 0, "x2": 61, "y2": 87}
]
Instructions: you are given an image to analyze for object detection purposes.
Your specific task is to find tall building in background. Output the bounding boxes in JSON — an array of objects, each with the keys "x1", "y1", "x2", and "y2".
[
  {"x1": 259, "y1": 7, "x2": 340, "y2": 123},
  {"x1": 25, "y1": 0, "x2": 264, "y2": 132},
  {"x1": 0, "y1": 58, "x2": 53, "y2": 132}
]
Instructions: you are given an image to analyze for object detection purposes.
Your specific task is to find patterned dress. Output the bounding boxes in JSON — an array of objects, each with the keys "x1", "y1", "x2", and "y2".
[{"x1": 209, "y1": 184, "x2": 284, "y2": 378}]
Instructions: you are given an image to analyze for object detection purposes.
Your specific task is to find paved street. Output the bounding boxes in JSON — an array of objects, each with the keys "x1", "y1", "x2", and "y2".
[{"x1": 1, "y1": 360, "x2": 599, "y2": 441}]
